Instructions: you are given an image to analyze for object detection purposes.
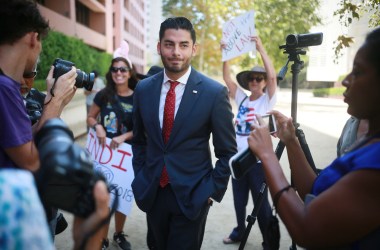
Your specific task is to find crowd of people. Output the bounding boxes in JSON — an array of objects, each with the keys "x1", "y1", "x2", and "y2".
[{"x1": 1, "y1": 1, "x2": 380, "y2": 250}]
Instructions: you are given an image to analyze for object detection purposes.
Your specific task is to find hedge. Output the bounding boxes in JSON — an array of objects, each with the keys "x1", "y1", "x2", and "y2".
[
  {"x1": 312, "y1": 87, "x2": 345, "y2": 97},
  {"x1": 35, "y1": 31, "x2": 112, "y2": 91}
]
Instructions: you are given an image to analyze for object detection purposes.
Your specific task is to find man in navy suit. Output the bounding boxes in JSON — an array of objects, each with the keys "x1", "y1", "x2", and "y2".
[{"x1": 132, "y1": 17, "x2": 237, "y2": 249}]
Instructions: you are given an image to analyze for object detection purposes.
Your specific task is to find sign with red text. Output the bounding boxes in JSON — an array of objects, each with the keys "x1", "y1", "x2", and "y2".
[
  {"x1": 85, "y1": 129, "x2": 134, "y2": 215},
  {"x1": 222, "y1": 10, "x2": 256, "y2": 61}
]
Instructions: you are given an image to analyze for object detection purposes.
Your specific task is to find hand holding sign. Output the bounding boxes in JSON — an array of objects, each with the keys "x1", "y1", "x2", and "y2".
[{"x1": 221, "y1": 10, "x2": 256, "y2": 61}]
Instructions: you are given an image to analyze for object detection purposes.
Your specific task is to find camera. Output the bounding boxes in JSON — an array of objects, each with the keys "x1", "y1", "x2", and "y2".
[
  {"x1": 35, "y1": 118, "x2": 106, "y2": 217},
  {"x1": 24, "y1": 88, "x2": 46, "y2": 125},
  {"x1": 229, "y1": 114, "x2": 276, "y2": 180},
  {"x1": 284, "y1": 32, "x2": 323, "y2": 49},
  {"x1": 53, "y1": 58, "x2": 95, "y2": 91}
]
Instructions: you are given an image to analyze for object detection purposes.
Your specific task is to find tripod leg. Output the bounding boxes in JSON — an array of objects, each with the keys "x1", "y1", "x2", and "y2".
[
  {"x1": 238, "y1": 183, "x2": 267, "y2": 250},
  {"x1": 295, "y1": 128, "x2": 317, "y2": 173},
  {"x1": 238, "y1": 140, "x2": 285, "y2": 250}
]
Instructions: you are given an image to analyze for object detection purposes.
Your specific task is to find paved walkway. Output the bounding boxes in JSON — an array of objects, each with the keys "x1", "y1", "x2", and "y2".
[{"x1": 55, "y1": 88, "x2": 349, "y2": 250}]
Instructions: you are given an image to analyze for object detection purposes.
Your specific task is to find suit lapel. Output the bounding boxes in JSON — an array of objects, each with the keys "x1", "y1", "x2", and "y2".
[
  {"x1": 168, "y1": 70, "x2": 203, "y2": 143},
  {"x1": 147, "y1": 73, "x2": 165, "y2": 142}
]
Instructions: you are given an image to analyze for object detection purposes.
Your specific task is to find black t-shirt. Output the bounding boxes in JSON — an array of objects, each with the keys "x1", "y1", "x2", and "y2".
[{"x1": 93, "y1": 93, "x2": 133, "y2": 142}]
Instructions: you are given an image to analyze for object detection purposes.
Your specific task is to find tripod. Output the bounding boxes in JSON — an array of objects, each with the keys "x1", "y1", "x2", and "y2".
[{"x1": 238, "y1": 47, "x2": 318, "y2": 250}]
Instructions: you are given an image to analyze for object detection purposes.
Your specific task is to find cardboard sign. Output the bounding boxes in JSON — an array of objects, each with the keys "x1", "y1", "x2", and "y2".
[
  {"x1": 222, "y1": 10, "x2": 256, "y2": 61},
  {"x1": 85, "y1": 129, "x2": 135, "y2": 215}
]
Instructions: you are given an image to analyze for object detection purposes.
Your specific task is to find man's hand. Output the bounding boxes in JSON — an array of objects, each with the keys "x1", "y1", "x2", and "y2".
[{"x1": 72, "y1": 181, "x2": 110, "y2": 250}]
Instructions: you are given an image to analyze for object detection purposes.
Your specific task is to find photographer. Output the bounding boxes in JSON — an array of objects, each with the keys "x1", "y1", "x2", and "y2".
[
  {"x1": 0, "y1": 1, "x2": 110, "y2": 249},
  {"x1": 247, "y1": 27, "x2": 380, "y2": 249}
]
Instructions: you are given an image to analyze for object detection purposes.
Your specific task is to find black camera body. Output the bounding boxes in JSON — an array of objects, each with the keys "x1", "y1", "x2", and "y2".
[
  {"x1": 24, "y1": 88, "x2": 46, "y2": 125},
  {"x1": 284, "y1": 32, "x2": 323, "y2": 49},
  {"x1": 35, "y1": 118, "x2": 106, "y2": 217},
  {"x1": 53, "y1": 58, "x2": 95, "y2": 91}
]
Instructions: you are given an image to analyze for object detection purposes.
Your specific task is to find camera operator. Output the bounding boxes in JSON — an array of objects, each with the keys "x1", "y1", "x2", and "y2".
[
  {"x1": 247, "y1": 27, "x2": 380, "y2": 249},
  {"x1": 0, "y1": 1, "x2": 109, "y2": 249},
  {"x1": 21, "y1": 71, "x2": 69, "y2": 240}
]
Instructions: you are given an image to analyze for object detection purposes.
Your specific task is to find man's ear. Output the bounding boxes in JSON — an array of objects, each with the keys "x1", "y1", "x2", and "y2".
[
  {"x1": 29, "y1": 32, "x2": 39, "y2": 48},
  {"x1": 192, "y1": 43, "x2": 198, "y2": 56},
  {"x1": 157, "y1": 42, "x2": 161, "y2": 55}
]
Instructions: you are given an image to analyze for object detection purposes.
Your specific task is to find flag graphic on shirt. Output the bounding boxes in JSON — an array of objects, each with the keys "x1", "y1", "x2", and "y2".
[{"x1": 235, "y1": 105, "x2": 256, "y2": 136}]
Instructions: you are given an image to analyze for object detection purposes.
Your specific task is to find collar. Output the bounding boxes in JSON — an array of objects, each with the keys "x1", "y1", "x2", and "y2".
[{"x1": 163, "y1": 66, "x2": 192, "y2": 85}]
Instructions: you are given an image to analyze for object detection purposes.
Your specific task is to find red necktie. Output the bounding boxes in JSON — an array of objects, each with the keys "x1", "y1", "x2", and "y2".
[{"x1": 160, "y1": 80, "x2": 180, "y2": 188}]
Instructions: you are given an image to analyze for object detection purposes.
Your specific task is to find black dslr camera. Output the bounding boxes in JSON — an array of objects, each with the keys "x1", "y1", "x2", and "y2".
[
  {"x1": 35, "y1": 118, "x2": 106, "y2": 217},
  {"x1": 53, "y1": 58, "x2": 95, "y2": 91}
]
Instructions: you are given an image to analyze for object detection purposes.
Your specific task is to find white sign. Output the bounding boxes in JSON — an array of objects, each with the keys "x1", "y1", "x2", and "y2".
[
  {"x1": 222, "y1": 10, "x2": 256, "y2": 61},
  {"x1": 85, "y1": 129, "x2": 135, "y2": 215}
]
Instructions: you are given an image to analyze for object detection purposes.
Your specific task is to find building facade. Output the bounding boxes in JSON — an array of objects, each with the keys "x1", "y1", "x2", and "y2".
[{"x1": 37, "y1": 0, "x2": 147, "y2": 74}]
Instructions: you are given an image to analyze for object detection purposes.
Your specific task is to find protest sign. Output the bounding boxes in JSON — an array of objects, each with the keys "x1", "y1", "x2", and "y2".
[
  {"x1": 86, "y1": 129, "x2": 134, "y2": 215},
  {"x1": 222, "y1": 10, "x2": 256, "y2": 61}
]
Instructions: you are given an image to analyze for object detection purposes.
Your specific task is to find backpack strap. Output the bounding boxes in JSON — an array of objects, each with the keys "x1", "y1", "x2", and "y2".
[{"x1": 238, "y1": 95, "x2": 248, "y2": 111}]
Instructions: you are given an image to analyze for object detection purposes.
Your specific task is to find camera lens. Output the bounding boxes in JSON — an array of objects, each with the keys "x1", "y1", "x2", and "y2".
[
  {"x1": 286, "y1": 34, "x2": 298, "y2": 47},
  {"x1": 75, "y1": 70, "x2": 95, "y2": 91}
]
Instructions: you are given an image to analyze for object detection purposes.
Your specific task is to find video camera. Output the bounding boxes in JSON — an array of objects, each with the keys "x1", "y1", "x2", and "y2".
[
  {"x1": 53, "y1": 58, "x2": 95, "y2": 91},
  {"x1": 280, "y1": 32, "x2": 323, "y2": 50},
  {"x1": 35, "y1": 118, "x2": 107, "y2": 218}
]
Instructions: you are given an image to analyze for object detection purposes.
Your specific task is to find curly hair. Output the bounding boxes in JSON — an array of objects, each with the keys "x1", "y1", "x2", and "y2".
[{"x1": 0, "y1": 0, "x2": 50, "y2": 45}]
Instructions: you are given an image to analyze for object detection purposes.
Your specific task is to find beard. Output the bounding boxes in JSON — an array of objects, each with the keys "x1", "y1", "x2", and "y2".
[{"x1": 161, "y1": 55, "x2": 191, "y2": 75}]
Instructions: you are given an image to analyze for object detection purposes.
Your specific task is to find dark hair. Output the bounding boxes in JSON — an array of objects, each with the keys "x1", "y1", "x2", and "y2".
[
  {"x1": 159, "y1": 17, "x2": 196, "y2": 44},
  {"x1": 99, "y1": 57, "x2": 138, "y2": 103},
  {"x1": 363, "y1": 27, "x2": 380, "y2": 74},
  {"x1": 91, "y1": 70, "x2": 99, "y2": 78},
  {"x1": 0, "y1": 0, "x2": 50, "y2": 45}
]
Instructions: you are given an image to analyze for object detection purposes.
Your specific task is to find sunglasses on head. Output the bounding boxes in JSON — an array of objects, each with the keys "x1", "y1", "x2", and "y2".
[
  {"x1": 247, "y1": 76, "x2": 264, "y2": 83},
  {"x1": 23, "y1": 71, "x2": 37, "y2": 79},
  {"x1": 110, "y1": 66, "x2": 130, "y2": 73}
]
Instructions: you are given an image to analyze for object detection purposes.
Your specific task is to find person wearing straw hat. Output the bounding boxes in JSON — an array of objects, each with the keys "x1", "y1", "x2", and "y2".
[{"x1": 220, "y1": 35, "x2": 278, "y2": 249}]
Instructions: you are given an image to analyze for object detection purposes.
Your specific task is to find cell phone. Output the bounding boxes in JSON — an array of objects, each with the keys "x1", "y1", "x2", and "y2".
[{"x1": 261, "y1": 114, "x2": 277, "y2": 134}]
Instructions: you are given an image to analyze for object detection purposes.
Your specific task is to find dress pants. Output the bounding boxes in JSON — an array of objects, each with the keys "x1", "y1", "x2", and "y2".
[
  {"x1": 147, "y1": 185, "x2": 211, "y2": 250},
  {"x1": 230, "y1": 162, "x2": 274, "y2": 247}
]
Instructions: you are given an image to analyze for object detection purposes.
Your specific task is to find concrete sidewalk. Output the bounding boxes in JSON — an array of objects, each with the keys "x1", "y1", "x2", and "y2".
[{"x1": 55, "y1": 88, "x2": 349, "y2": 250}]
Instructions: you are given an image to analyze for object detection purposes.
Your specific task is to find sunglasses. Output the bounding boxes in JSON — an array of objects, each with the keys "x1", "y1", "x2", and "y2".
[
  {"x1": 110, "y1": 66, "x2": 130, "y2": 73},
  {"x1": 23, "y1": 71, "x2": 37, "y2": 79},
  {"x1": 247, "y1": 76, "x2": 264, "y2": 83}
]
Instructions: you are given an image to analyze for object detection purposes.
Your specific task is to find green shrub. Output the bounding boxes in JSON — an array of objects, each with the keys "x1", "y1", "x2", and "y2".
[
  {"x1": 312, "y1": 87, "x2": 345, "y2": 97},
  {"x1": 33, "y1": 79, "x2": 46, "y2": 92},
  {"x1": 36, "y1": 31, "x2": 112, "y2": 86}
]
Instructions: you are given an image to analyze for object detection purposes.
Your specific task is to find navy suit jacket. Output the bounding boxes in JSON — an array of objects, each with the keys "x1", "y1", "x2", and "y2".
[{"x1": 131, "y1": 68, "x2": 237, "y2": 220}]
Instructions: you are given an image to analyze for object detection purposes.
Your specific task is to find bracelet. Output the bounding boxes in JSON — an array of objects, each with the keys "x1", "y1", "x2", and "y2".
[
  {"x1": 92, "y1": 123, "x2": 99, "y2": 130},
  {"x1": 273, "y1": 185, "x2": 292, "y2": 209}
]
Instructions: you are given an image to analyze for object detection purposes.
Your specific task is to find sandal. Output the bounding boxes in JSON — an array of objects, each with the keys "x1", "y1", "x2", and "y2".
[{"x1": 223, "y1": 236, "x2": 241, "y2": 244}]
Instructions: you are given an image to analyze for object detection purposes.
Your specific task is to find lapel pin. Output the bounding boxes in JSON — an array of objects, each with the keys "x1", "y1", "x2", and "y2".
[{"x1": 193, "y1": 90, "x2": 198, "y2": 94}]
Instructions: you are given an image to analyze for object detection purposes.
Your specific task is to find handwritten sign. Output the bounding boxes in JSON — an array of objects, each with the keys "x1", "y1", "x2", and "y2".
[
  {"x1": 85, "y1": 129, "x2": 135, "y2": 215},
  {"x1": 222, "y1": 10, "x2": 256, "y2": 61}
]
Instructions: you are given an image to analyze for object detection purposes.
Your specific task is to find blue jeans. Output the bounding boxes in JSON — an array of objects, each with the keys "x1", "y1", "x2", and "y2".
[{"x1": 229, "y1": 162, "x2": 274, "y2": 247}]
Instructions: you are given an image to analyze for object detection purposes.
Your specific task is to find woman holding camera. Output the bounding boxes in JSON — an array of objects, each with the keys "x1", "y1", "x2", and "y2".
[
  {"x1": 248, "y1": 27, "x2": 380, "y2": 248},
  {"x1": 87, "y1": 50, "x2": 138, "y2": 250},
  {"x1": 220, "y1": 35, "x2": 278, "y2": 248}
]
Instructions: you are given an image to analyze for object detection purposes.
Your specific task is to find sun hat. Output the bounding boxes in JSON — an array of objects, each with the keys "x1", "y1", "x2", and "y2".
[{"x1": 236, "y1": 66, "x2": 267, "y2": 90}]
